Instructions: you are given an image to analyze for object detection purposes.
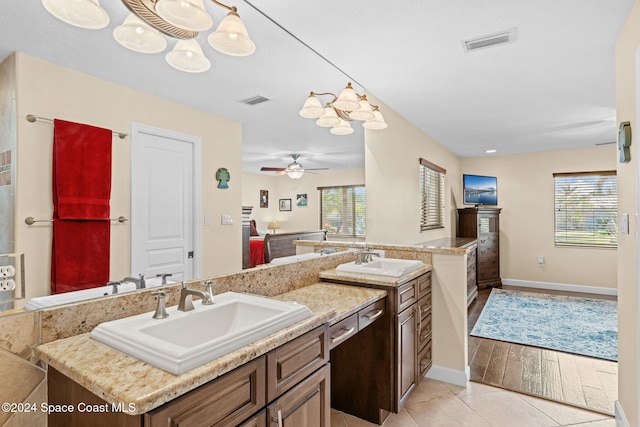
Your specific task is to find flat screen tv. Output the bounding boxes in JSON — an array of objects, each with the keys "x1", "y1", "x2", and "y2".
[{"x1": 463, "y1": 174, "x2": 498, "y2": 206}]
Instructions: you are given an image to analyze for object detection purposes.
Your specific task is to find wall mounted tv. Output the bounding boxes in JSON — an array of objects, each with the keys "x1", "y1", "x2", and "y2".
[{"x1": 463, "y1": 174, "x2": 498, "y2": 206}]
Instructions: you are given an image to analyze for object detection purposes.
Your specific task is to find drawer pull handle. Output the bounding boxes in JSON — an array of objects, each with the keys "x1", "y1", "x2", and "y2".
[
  {"x1": 416, "y1": 305, "x2": 422, "y2": 333},
  {"x1": 364, "y1": 309, "x2": 384, "y2": 320},
  {"x1": 331, "y1": 326, "x2": 356, "y2": 343},
  {"x1": 420, "y1": 359, "x2": 430, "y2": 369},
  {"x1": 272, "y1": 409, "x2": 283, "y2": 427}
]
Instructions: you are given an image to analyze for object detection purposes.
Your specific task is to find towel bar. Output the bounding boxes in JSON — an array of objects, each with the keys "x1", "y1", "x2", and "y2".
[
  {"x1": 26, "y1": 114, "x2": 128, "y2": 139},
  {"x1": 25, "y1": 216, "x2": 128, "y2": 225}
]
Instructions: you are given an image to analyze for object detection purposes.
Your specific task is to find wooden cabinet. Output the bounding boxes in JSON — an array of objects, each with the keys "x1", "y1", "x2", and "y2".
[
  {"x1": 458, "y1": 207, "x2": 502, "y2": 290},
  {"x1": 48, "y1": 324, "x2": 330, "y2": 427},
  {"x1": 466, "y1": 248, "x2": 478, "y2": 306},
  {"x1": 266, "y1": 364, "x2": 330, "y2": 427},
  {"x1": 327, "y1": 270, "x2": 432, "y2": 425}
]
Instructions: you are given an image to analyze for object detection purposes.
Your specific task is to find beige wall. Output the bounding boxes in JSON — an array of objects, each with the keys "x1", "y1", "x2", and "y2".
[
  {"x1": 364, "y1": 94, "x2": 462, "y2": 244},
  {"x1": 615, "y1": 1, "x2": 640, "y2": 425},
  {"x1": 363, "y1": 94, "x2": 469, "y2": 377},
  {"x1": 242, "y1": 169, "x2": 365, "y2": 235},
  {"x1": 462, "y1": 146, "x2": 617, "y2": 289},
  {"x1": 13, "y1": 53, "x2": 243, "y2": 301}
]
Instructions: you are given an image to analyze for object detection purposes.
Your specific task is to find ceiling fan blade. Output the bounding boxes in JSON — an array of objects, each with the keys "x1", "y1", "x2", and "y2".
[
  {"x1": 260, "y1": 167, "x2": 286, "y2": 171},
  {"x1": 304, "y1": 168, "x2": 329, "y2": 171}
]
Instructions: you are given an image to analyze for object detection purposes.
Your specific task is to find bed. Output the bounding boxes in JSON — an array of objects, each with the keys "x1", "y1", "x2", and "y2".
[{"x1": 263, "y1": 230, "x2": 327, "y2": 263}]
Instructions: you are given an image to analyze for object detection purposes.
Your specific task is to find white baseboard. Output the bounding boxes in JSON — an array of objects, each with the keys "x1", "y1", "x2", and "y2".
[
  {"x1": 615, "y1": 401, "x2": 629, "y2": 427},
  {"x1": 501, "y1": 278, "x2": 617, "y2": 297},
  {"x1": 425, "y1": 365, "x2": 469, "y2": 387}
]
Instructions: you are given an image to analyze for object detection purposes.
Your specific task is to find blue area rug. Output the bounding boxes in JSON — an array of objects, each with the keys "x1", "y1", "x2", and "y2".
[{"x1": 471, "y1": 289, "x2": 618, "y2": 361}]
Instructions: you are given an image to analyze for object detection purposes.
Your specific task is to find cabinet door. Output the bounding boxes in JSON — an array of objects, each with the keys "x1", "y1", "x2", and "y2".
[
  {"x1": 267, "y1": 364, "x2": 330, "y2": 427},
  {"x1": 397, "y1": 307, "x2": 417, "y2": 404}
]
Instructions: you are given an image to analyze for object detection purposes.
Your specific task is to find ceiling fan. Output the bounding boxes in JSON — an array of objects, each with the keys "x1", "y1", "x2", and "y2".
[{"x1": 260, "y1": 154, "x2": 328, "y2": 179}]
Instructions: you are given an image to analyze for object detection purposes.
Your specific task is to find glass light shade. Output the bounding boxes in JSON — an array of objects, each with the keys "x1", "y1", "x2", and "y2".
[
  {"x1": 333, "y1": 83, "x2": 360, "y2": 111},
  {"x1": 155, "y1": 0, "x2": 213, "y2": 32},
  {"x1": 349, "y1": 97, "x2": 375, "y2": 121},
  {"x1": 207, "y1": 11, "x2": 256, "y2": 57},
  {"x1": 165, "y1": 39, "x2": 211, "y2": 73},
  {"x1": 299, "y1": 94, "x2": 324, "y2": 118},
  {"x1": 287, "y1": 170, "x2": 304, "y2": 179},
  {"x1": 315, "y1": 106, "x2": 341, "y2": 127},
  {"x1": 330, "y1": 119, "x2": 354, "y2": 136},
  {"x1": 113, "y1": 14, "x2": 167, "y2": 54},
  {"x1": 42, "y1": 0, "x2": 109, "y2": 29},
  {"x1": 363, "y1": 110, "x2": 388, "y2": 130}
]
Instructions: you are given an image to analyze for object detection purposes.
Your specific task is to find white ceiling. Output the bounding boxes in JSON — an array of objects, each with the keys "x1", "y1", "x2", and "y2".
[{"x1": 0, "y1": 1, "x2": 633, "y2": 174}]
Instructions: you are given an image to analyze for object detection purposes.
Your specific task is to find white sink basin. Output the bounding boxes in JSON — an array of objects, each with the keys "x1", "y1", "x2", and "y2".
[
  {"x1": 90, "y1": 292, "x2": 312, "y2": 374},
  {"x1": 336, "y1": 258, "x2": 425, "y2": 277},
  {"x1": 24, "y1": 277, "x2": 174, "y2": 311}
]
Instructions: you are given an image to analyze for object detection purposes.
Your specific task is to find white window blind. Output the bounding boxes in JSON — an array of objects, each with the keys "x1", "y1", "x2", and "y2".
[
  {"x1": 318, "y1": 185, "x2": 366, "y2": 237},
  {"x1": 553, "y1": 171, "x2": 617, "y2": 247},
  {"x1": 419, "y1": 158, "x2": 446, "y2": 231}
]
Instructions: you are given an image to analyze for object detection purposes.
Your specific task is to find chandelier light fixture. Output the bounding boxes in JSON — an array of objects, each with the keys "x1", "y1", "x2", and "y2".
[
  {"x1": 299, "y1": 82, "x2": 388, "y2": 135},
  {"x1": 41, "y1": 0, "x2": 255, "y2": 73}
]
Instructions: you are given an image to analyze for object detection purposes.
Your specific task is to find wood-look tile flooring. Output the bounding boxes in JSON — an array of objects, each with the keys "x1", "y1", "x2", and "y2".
[
  {"x1": 468, "y1": 286, "x2": 618, "y2": 415},
  {"x1": 332, "y1": 379, "x2": 615, "y2": 427}
]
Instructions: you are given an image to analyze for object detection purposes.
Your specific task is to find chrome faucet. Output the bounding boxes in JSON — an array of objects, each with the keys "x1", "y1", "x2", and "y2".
[
  {"x1": 156, "y1": 273, "x2": 173, "y2": 285},
  {"x1": 107, "y1": 281, "x2": 122, "y2": 294},
  {"x1": 177, "y1": 281, "x2": 215, "y2": 312},
  {"x1": 356, "y1": 249, "x2": 380, "y2": 264},
  {"x1": 123, "y1": 273, "x2": 146, "y2": 290}
]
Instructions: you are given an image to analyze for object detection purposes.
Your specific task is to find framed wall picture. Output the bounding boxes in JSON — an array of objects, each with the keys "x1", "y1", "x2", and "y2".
[
  {"x1": 279, "y1": 199, "x2": 292, "y2": 211},
  {"x1": 260, "y1": 190, "x2": 268, "y2": 208},
  {"x1": 296, "y1": 193, "x2": 308, "y2": 206}
]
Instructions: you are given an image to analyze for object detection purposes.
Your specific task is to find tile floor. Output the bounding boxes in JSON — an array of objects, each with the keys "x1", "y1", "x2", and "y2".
[{"x1": 331, "y1": 378, "x2": 615, "y2": 427}]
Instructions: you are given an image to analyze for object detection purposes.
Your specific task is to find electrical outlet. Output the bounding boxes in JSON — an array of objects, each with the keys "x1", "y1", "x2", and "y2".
[
  {"x1": 537, "y1": 256, "x2": 544, "y2": 267},
  {"x1": 204, "y1": 214, "x2": 211, "y2": 226},
  {"x1": 0, "y1": 265, "x2": 15, "y2": 278},
  {"x1": 0, "y1": 279, "x2": 15, "y2": 291}
]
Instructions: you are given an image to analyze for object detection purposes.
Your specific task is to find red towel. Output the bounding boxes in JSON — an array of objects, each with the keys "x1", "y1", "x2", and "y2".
[
  {"x1": 52, "y1": 119, "x2": 112, "y2": 220},
  {"x1": 51, "y1": 120, "x2": 112, "y2": 294}
]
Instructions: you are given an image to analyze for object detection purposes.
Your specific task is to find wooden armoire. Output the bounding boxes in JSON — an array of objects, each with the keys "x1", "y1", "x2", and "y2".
[{"x1": 457, "y1": 207, "x2": 502, "y2": 290}]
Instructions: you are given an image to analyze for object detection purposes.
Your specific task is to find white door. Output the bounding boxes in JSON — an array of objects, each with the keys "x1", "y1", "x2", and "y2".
[{"x1": 131, "y1": 124, "x2": 201, "y2": 283}]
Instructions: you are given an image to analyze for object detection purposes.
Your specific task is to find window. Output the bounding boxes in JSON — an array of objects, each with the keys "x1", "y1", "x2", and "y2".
[
  {"x1": 419, "y1": 158, "x2": 446, "y2": 231},
  {"x1": 553, "y1": 171, "x2": 617, "y2": 247},
  {"x1": 318, "y1": 185, "x2": 365, "y2": 237}
]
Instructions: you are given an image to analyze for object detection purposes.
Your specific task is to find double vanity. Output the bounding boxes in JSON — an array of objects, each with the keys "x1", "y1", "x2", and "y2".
[{"x1": 31, "y1": 240, "x2": 475, "y2": 426}]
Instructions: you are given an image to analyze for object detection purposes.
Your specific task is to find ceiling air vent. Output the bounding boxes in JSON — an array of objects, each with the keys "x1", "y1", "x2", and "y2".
[
  {"x1": 239, "y1": 95, "x2": 270, "y2": 106},
  {"x1": 463, "y1": 28, "x2": 516, "y2": 52}
]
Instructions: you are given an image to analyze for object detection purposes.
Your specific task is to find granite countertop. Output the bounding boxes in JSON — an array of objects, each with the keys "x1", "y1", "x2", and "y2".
[
  {"x1": 418, "y1": 238, "x2": 477, "y2": 254},
  {"x1": 297, "y1": 239, "x2": 476, "y2": 255},
  {"x1": 36, "y1": 283, "x2": 386, "y2": 415},
  {"x1": 319, "y1": 265, "x2": 432, "y2": 287}
]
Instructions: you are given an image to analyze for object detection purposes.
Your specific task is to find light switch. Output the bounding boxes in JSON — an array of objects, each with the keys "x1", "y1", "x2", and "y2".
[
  {"x1": 621, "y1": 213, "x2": 630, "y2": 234},
  {"x1": 221, "y1": 214, "x2": 233, "y2": 225},
  {"x1": 204, "y1": 214, "x2": 211, "y2": 226}
]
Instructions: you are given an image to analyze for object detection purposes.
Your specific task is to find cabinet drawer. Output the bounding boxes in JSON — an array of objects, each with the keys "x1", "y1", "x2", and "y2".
[
  {"x1": 467, "y1": 250, "x2": 476, "y2": 266},
  {"x1": 417, "y1": 340, "x2": 432, "y2": 382},
  {"x1": 329, "y1": 313, "x2": 358, "y2": 350},
  {"x1": 417, "y1": 271, "x2": 431, "y2": 300},
  {"x1": 146, "y1": 356, "x2": 266, "y2": 427},
  {"x1": 239, "y1": 409, "x2": 266, "y2": 427},
  {"x1": 358, "y1": 299, "x2": 385, "y2": 331},
  {"x1": 266, "y1": 363, "x2": 330, "y2": 427},
  {"x1": 267, "y1": 324, "x2": 329, "y2": 402},
  {"x1": 397, "y1": 280, "x2": 418, "y2": 313}
]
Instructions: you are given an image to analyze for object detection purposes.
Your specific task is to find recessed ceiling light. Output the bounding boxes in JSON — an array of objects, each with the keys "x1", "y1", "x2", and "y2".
[{"x1": 485, "y1": 149, "x2": 497, "y2": 154}]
